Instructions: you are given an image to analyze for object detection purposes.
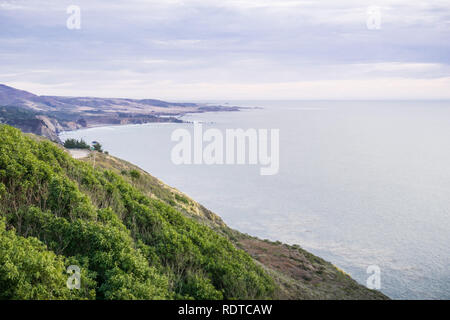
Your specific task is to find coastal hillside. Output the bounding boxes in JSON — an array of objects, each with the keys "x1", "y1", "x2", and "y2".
[
  {"x1": 0, "y1": 84, "x2": 238, "y2": 142},
  {"x1": 0, "y1": 125, "x2": 388, "y2": 299}
]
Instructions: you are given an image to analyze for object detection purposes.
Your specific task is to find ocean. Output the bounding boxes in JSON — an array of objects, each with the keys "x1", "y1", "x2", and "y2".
[{"x1": 60, "y1": 100, "x2": 450, "y2": 299}]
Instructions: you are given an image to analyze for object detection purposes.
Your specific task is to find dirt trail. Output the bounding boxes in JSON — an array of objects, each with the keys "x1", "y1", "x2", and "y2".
[{"x1": 68, "y1": 149, "x2": 90, "y2": 159}]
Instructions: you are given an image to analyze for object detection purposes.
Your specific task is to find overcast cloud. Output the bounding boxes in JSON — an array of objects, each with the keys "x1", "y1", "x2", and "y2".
[{"x1": 1, "y1": 0, "x2": 450, "y2": 99}]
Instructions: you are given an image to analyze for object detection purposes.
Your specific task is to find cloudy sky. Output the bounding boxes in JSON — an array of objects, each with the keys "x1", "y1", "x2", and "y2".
[{"x1": 1, "y1": 0, "x2": 450, "y2": 100}]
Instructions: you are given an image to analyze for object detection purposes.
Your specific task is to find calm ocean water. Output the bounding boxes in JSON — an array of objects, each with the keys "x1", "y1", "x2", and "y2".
[{"x1": 60, "y1": 101, "x2": 450, "y2": 299}]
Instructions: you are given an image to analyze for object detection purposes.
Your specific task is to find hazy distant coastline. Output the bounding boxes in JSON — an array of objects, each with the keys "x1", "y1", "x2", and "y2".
[{"x1": 0, "y1": 84, "x2": 240, "y2": 142}]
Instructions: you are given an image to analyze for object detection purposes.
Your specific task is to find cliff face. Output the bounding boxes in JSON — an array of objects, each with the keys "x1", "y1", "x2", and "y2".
[{"x1": 0, "y1": 105, "x2": 61, "y2": 142}]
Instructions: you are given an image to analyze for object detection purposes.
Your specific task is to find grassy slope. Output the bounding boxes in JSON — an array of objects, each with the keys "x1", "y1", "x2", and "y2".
[{"x1": 82, "y1": 149, "x2": 388, "y2": 300}]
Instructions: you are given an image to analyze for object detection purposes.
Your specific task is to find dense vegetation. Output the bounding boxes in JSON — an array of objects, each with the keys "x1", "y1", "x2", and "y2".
[
  {"x1": 63, "y1": 138, "x2": 90, "y2": 150},
  {"x1": 0, "y1": 125, "x2": 275, "y2": 299}
]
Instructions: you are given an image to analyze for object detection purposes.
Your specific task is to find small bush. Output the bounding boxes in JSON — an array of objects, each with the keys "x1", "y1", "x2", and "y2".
[
  {"x1": 129, "y1": 169, "x2": 140, "y2": 179},
  {"x1": 92, "y1": 142, "x2": 103, "y2": 153}
]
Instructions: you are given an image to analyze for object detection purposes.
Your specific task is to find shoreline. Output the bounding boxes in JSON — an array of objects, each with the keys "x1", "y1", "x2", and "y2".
[{"x1": 57, "y1": 107, "x2": 246, "y2": 138}]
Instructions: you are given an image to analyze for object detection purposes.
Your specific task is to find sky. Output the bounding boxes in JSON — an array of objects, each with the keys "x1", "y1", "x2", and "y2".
[{"x1": 1, "y1": 0, "x2": 450, "y2": 100}]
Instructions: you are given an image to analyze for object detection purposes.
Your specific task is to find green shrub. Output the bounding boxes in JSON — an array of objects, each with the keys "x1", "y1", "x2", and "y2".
[
  {"x1": 0, "y1": 218, "x2": 95, "y2": 299},
  {"x1": 63, "y1": 138, "x2": 90, "y2": 149},
  {"x1": 92, "y1": 142, "x2": 103, "y2": 152},
  {"x1": 129, "y1": 169, "x2": 140, "y2": 179}
]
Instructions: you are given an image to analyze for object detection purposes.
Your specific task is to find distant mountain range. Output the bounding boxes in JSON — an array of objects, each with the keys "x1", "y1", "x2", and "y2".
[{"x1": 0, "y1": 84, "x2": 239, "y2": 141}]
